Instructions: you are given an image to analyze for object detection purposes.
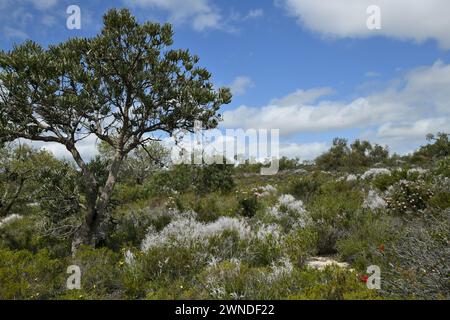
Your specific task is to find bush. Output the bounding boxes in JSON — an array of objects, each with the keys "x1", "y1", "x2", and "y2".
[
  {"x1": 196, "y1": 163, "x2": 235, "y2": 195},
  {"x1": 379, "y1": 211, "x2": 450, "y2": 299},
  {"x1": 288, "y1": 174, "x2": 324, "y2": 202},
  {"x1": 309, "y1": 185, "x2": 363, "y2": 255},
  {"x1": 237, "y1": 193, "x2": 260, "y2": 218},
  {"x1": 337, "y1": 213, "x2": 397, "y2": 271},
  {"x1": 68, "y1": 246, "x2": 123, "y2": 299},
  {"x1": 0, "y1": 249, "x2": 65, "y2": 299},
  {"x1": 385, "y1": 180, "x2": 433, "y2": 215}
]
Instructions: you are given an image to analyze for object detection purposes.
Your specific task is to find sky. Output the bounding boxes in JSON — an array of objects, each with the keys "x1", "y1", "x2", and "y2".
[{"x1": 1, "y1": 0, "x2": 450, "y2": 161}]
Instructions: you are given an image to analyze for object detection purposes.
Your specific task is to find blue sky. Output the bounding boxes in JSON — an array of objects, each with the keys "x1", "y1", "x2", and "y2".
[{"x1": 1, "y1": 0, "x2": 450, "y2": 160}]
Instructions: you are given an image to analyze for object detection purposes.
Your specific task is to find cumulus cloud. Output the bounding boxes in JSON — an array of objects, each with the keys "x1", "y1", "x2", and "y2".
[
  {"x1": 279, "y1": 142, "x2": 328, "y2": 160},
  {"x1": 223, "y1": 61, "x2": 450, "y2": 153},
  {"x1": 125, "y1": 0, "x2": 223, "y2": 31},
  {"x1": 229, "y1": 76, "x2": 255, "y2": 96},
  {"x1": 281, "y1": 0, "x2": 450, "y2": 49}
]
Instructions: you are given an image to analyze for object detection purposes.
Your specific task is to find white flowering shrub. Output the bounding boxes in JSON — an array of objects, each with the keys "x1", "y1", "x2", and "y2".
[
  {"x1": 385, "y1": 180, "x2": 433, "y2": 214},
  {"x1": 267, "y1": 194, "x2": 311, "y2": 230},
  {"x1": 407, "y1": 168, "x2": 427, "y2": 176},
  {"x1": 361, "y1": 168, "x2": 391, "y2": 180},
  {"x1": 363, "y1": 190, "x2": 387, "y2": 211},
  {"x1": 141, "y1": 215, "x2": 251, "y2": 251},
  {"x1": 259, "y1": 184, "x2": 277, "y2": 197},
  {"x1": 267, "y1": 257, "x2": 294, "y2": 282}
]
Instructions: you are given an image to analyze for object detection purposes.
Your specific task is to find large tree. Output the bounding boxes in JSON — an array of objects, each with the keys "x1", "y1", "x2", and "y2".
[{"x1": 0, "y1": 9, "x2": 231, "y2": 253}]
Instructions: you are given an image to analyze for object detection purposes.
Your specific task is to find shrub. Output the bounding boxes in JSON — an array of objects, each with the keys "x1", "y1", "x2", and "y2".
[
  {"x1": 68, "y1": 246, "x2": 123, "y2": 299},
  {"x1": 193, "y1": 193, "x2": 236, "y2": 222},
  {"x1": 433, "y1": 157, "x2": 450, "y2": 177},
  {"x1": 196, "y1": 163, "x2": 235, "y2": 195},
  {"x1": 379, "y1": 211, "x2": 450, "y2": 299},
  {"x1": 337, "y1": 213, "x2": 396, "y2": 271},
  {"x1": 267, "y1": 194, "x2": 311, "y2": 232},
  {"x1": 237, "y1": 193, "x2": 260, "y2": 218},
  {"x1": 309, "y1": 186, "x2": 363, "y2": 255},
  {"x1": 385, "y1": 180, "x2": 433, "y2": 215},
  {"x1": 0, "y1": 249, "x2": 65, "y2": 299},
  {"x1": 288, "y1": 175, "x2": 323, "y2": 202}
]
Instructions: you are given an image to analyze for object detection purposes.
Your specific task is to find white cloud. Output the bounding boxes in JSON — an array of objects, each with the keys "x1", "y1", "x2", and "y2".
[
  {"x1": 270, "y1": 87, "x2": 334, "y2": 106},
  {"x1": 20, "y1": 135, "x2": 100, "y2": 162},
  {"x1": 223, "y1": 61, "x2": 450, "y2": 153},
  {"x1": 27, "y1": 0, "x2": 57, "y2": 10},
  {"x1": 279, "y1": 142, "x2": 328, "y2": 160},
  {"x1": 0, "y1": 0, "x2": 60, "y2": 40},
  {"x1": 281, "y1": 0, "x2": 450, "y2": 49},
  {"x1": 229, "y1": 76, "x2": 254, "y2": 96},
  {"x1": 245, "y1": 9, "x2": 264, "y2": 19},
  {"x1": 125, "y1": 0, "x2": 223, "y2": 31},
  {"x1": 3, "y1": 27, "x2": 28, "y2": 40}
]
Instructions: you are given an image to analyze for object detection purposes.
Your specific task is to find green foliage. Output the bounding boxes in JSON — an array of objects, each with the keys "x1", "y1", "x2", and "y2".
[
  {"x1": 99, "y1": 141, "x2": 170, "y2": 185},
  {"x1": 410, "y1": 133, "x2": 450, "y2": 164},
  {"x1": 69, "y1": 246, "x2": 122, "y2": 298},
  {"x1": 195, "y1": 162, "x2": 235, "y2": 194},
  {"x1": 315, "y1": 138, "x2": 389, "y2": 172},
  {"x1": 278, "y1": 156, "x2": 301, "y2": 171},
  {"x1": 0, "y1": 144, "x2": 60, "y2": 217},
  {"x1": 337, "y1": 213, "x2": 396, "y2": 271},
  {"x1": 0, "y1": 249, "x2": 65, "y2": 299},
  {"x1": 380, "y1": 211, "x2": 450, "y2": 299},
  {"x1": 385, "y1": 180, "x2": 434, "y2": 215},
  {"x1": 193, "y1": 193, "x2": 236, "y2": 222},
  {"x1": 309, "y1": 181, "x2": 363, "y2": 254},
  {"x1": 237, "y1": 193, "x2": 260, "y2": 218},
  {"x1": 37, "y1": 161, "x2": 82, "y2": 222},
  {"x1": 191, "y1": 261, "x2": 376, "y2": 300},
  {"x1": 288, "y1": 173, "x2": 326, "y2": 202},
  {"x1": 433, "y1": 157, "x2": 450, "y2": 177}
]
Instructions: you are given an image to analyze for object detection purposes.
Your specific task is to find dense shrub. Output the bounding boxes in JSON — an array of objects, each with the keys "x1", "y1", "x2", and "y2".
[
  {"x1": 237, "y1": 193, "x2": 260, "y2": 218},
  {"x1": 0, "y1": 249, "x2": 65, "y2": 299},
  {"x1": 288, "y1": 174, "x2": 324, "y2": 202},
  {"x1": 196, "y1": 163, "x2": 235, "y2": 194},
  {"x1": 380, "y1": 211, "x2": 450, "y2": 299},
  {"x1": 385, "y1": 180, "x2": 434, "y2": 215}
]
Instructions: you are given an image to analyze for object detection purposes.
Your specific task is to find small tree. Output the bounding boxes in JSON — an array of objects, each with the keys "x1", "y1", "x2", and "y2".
[
  {"x1": 0, "y1": 144, "x2": 58, "y2": 217},
  {"x1": 0, "y1": 9, "x2": 231, "y2": 253}
]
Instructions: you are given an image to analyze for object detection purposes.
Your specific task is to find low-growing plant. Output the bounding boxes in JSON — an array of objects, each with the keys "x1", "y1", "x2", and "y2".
[{"x1": 385, "y1": 180, "x2": 433, "y2": 215}]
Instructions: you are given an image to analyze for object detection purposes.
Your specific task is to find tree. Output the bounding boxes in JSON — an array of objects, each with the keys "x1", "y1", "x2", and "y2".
[
  {"x1": 315, "y1": 138, "x2": 349, "y2": 171},
  {"x1": 99, "y1": 140, "x2": 170, "y2": 185},
  {"x1": 0, "y1": 9, "x2": 231, "y2": 253},
  {"x1": 0, "y1": 144, "x2": 59, "y2": 217}
]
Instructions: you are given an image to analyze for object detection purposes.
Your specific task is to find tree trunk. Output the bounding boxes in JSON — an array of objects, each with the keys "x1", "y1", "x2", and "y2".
[
  {"x1": 0, "y1": 178, "x2": 25, "y2": 218},
  {"x1": 71, "y1": 151, "x2": 123, "y2": 256}
]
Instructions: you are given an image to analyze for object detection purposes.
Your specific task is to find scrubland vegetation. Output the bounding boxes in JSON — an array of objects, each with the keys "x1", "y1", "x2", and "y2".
[
  {"x1": 0, "y1": 133, "x2": 448, "y2": 300},
  {"x1": 0, "y1": 9, "x2": 448, "y2": 300}
]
